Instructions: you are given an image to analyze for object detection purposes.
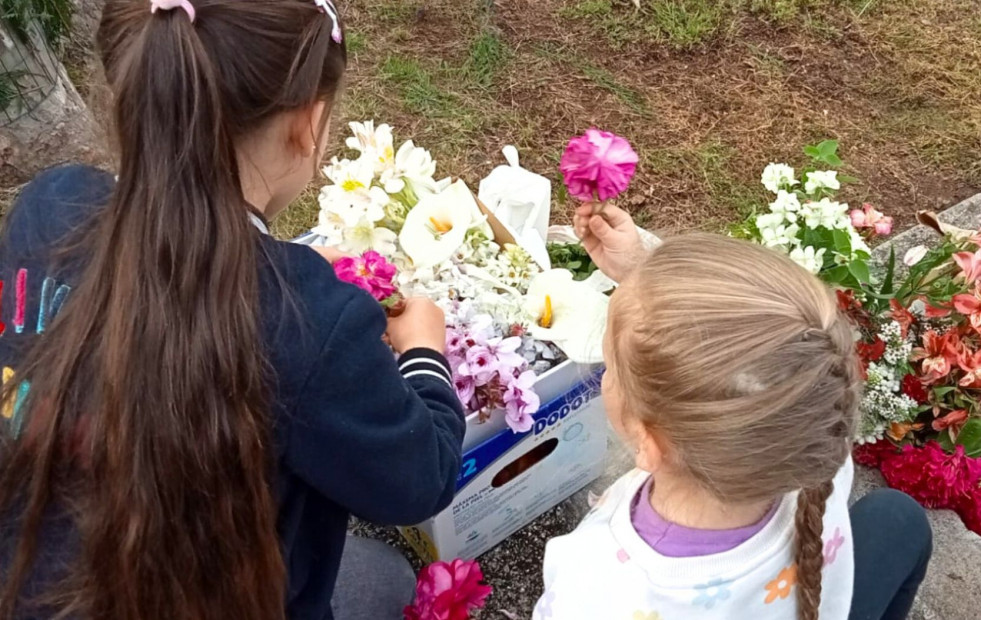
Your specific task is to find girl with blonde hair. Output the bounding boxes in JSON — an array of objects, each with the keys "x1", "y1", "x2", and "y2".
[{"x1": 533, "y1": 204, "x2": 932, "y2": 620}]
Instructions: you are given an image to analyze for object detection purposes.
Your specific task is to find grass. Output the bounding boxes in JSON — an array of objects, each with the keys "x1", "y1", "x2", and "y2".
[
  {"x1": 464, "y1": 31, "x2": 510, "y2": 89},
  {"x1": 257, "y1": 0, "x2": 979, "y2": 241}
]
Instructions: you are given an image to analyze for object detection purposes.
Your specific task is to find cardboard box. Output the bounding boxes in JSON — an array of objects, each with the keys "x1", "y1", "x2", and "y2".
[{"x1": 398, "y1": 361, "x2": 608, "y2": 562}]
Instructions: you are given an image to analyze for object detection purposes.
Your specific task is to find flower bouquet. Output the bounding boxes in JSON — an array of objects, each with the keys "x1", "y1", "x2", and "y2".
[
  {"x1": 738, "y1": 141, "x2": 981, "y2": 535},
  {"x1": 299, "y1": 122, "x2": 614, "y2": 435}
]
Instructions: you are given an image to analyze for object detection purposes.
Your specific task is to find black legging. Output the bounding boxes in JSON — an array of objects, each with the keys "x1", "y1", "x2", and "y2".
[{"x1": 849, "y1": 489, "x2": 933, "y2": 620}]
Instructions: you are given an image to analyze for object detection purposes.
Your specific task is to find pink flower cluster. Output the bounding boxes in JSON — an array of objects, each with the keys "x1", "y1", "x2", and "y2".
[
  {"x1": 854, "y1": 441, "x2": 981, "y2": 535},
  {"x1": 333, "y1": 251, "x2": 398, "y2": 302},
  {"x1": 850, "y1": 203, "x2": 893, "y2": 236},
  {"x1": 446, "y1": 325, "x2": 540, "y2": 433},
  {"x1": 403, "y1": 559, "x2": 492, "y2": 620},
  {"x1": 559, "y1": 128, "x2": 638, "y2": 202}
]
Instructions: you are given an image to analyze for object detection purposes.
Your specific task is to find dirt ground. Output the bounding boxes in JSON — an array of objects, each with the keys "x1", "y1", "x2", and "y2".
[
  {"x1": 273, "y1": 0, "x2": 981, "y2": 239},
  {"x1": 4, "y1": 0, "x2": 979, "y2": 235}
]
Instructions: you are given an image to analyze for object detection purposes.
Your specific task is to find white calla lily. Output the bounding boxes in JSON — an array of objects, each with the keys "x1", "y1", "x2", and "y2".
[
  {"x1": 524, "y1": 269, "x2": 609, "y2": 364},
  {"x1": 398, "y1": 180, "x2": 475, "y2": 268}
]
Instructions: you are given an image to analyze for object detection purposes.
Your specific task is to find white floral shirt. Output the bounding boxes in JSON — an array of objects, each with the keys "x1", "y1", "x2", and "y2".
[{"x1": 534, "y1": 460, "x2": 854, "y2": 620}]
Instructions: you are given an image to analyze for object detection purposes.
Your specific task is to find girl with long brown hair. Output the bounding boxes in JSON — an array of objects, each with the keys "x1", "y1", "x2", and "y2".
[
  {"x1": 0, "y1": 1, "x2": 464, "y2": 619},
  {"x1": 532, "y1": 204, "x2": 932, "y2": 620}
]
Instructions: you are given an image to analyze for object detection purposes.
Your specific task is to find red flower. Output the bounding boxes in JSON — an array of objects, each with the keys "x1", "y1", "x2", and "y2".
[
  {"x1": 880, "y1": 442, "x2": 981, "y2": 510},
  {"x1": 932, "y1": 409, "x2": 969, "y2": 435},
  {"x1": 853, "y1": 441, "x2": 901, "y2": 468},
  {"x1": 953, "y1": 249, "x2": 981, "y2": 285},
  {"x1": 889, "y1": 299, "x2": 916, "y2": 338},
  {"x1": 404, "y1": 559, "x2": 492, "y2": 620},
  {"x1": 923, "y1": 300, "x2": 952, "y2": 319},
  {"x1": 901, "y1": 374, "x2": 929, "y2": 403},
  {"x1": 838, "y1": 290, "x2": 873, "y2": 328},
  {"x1": 910, "y1": 330, "x2": 959, "y2": 384},
  {"x1": 957, "y1": 486, "x2": 981, "y2": 536},
  {"x1": 959, "y1": 349, "x2": 981, "y2": 388},
  {"x1": 953, "y1": 286, "x2": 981, "y2": 334},
  {"x1": 857, "y1": 338, "x2": 886, "y2": 363}
]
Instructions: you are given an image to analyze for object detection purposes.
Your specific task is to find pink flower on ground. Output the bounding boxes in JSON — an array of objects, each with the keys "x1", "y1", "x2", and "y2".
[
  {"x1": 953, "y1": 250, "x2": 981, "y2": 285},
  {"x1": 849, "y1": 203, "x2": 893, "y2": 236},
  {"x1": 853, "y1": 441, "x2": 901, "y2": 468},
  {"x1": 559, "y1": 128, "x2": 638, "y2": 202},
  {"x1": 333, "y1": 251, "x2": 398, "y2": 301},
  {"x1": 958, "y1": 486, "x2": 981, "y2": 535},
  {"x1": 404, "y1": 559, "x2": 493, "y2": 620},
  {"x1": 880, "y1": 442, "x2": 981, "y2": 510},
  {"x1": 503, "y1": 370, "x2": 540, "y2": 433}
]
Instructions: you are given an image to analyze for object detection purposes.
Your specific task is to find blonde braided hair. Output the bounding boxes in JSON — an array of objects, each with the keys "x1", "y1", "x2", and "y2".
[{"x1": 610, "y1": 234, "x2": 860, "y2": 620}]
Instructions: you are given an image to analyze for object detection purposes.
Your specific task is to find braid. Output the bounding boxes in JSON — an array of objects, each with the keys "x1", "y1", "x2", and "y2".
[{"x1": 794, "y1": 481, "x2": 833, "y2": 620}]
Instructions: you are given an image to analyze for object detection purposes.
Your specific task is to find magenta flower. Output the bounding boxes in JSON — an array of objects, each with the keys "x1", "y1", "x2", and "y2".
[
  {"x1": 559, "y1": 128, "x2": 638, "y2": 202},
  {"x1": 333, "y1": 250, "x2": 398, "y2": 301},
  {"x1": 460, "y1": 346, "x2": 500, "y2": 385},
  {"x1": 403, "y1": 559, "x2": 492, "y2": 620},
  {"x1": 503, "y1": 370, "x2": 540, "y2": 433},
  {"x1": 453, "y1": 374, "x2": 476, "y2": 404}
]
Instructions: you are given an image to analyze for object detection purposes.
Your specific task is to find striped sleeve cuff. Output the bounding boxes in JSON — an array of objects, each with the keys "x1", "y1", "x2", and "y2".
[{"x1": 398, "y1": 348, "x2": 453, "y2": 388}]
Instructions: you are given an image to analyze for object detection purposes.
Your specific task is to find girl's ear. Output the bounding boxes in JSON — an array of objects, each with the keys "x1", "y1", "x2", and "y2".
[
  {"x1": 287, "y1": 101, "x2": 328, "y2": 159},
  {"x1": 634, "y1": 426, "x2": 667, "y2": 474}
]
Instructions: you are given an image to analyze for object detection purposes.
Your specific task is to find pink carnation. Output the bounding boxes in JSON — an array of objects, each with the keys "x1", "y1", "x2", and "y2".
[
  {"x1": 880, "y1": 442, "x2": 981, "y2": 510},
  {"x1": 853, "y1": 441, "x2": 901, "y2": 468},
  {"x1": 333, "y1": 251, "x2": 397, "y2": 302},
  {"x1": 958, "y1": 486, "x2": 981, "y2": 535},
  {"x1": 404, "y1": 559, "x2": 492, "y2": 620},
  {"x1": 559, "y1": 128, "x2": 638, "y2": 202}
]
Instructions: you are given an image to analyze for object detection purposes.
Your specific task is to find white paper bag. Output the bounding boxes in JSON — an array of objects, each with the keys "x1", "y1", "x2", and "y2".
[{"x1": 478, "y1": 146, "x2": 552, "y2": 270}]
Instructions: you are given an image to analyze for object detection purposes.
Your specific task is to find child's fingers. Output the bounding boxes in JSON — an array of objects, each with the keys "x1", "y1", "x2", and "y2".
[
  {"x1": 600, "y1": 204, "x2": 633, "y2": 231},
  {"x1": 588, "y1": 212, "x2": 617, "y2": 241}
]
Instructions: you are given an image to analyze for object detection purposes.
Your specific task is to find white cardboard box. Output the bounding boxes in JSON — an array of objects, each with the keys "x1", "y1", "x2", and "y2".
[{"x1": 398, "y1": 361, "x2": 608, "y2": 562}]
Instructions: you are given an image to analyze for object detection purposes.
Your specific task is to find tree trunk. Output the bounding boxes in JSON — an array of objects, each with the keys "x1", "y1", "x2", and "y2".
[{"x1": 0, "y1": 18, "x2": 110, "y2": 187}]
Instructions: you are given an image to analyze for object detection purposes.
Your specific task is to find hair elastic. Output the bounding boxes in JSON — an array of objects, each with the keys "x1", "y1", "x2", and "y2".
[
  {"x1": 150, "y1": 0, "x2": 196, "y2": 22},
  {"x1": 314, "y1": 0, "x2": 343, "y2": 44}
]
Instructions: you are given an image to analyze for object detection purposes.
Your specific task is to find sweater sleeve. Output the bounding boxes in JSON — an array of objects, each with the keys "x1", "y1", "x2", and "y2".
[{"x1": 284, "y1": 290, "x2": 466, "y2": 525}]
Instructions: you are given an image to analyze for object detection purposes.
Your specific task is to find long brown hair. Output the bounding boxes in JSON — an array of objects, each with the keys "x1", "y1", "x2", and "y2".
[
  {"x1": 611, "y1": 234, "x2": 860, "y2": 620},
  {"x1": 0, "y1": 1, "x2": 345, "y2": 618}
]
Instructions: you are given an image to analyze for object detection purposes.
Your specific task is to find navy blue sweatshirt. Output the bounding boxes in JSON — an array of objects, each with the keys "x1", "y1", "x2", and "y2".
[{"x1": 0, "y1": 165, "x2": 466, "y2": 619}]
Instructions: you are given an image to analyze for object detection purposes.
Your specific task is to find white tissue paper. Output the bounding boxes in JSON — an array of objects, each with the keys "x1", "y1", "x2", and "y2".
[{"x1": 478, "y1": 146, "x2": 552, "y2": 270}]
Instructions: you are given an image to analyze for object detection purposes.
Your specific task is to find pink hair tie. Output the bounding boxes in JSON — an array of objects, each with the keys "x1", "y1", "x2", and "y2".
[
  {"x1": 314, "y1": 0, "x2": 343, "y2": 43},
  {"x1": 150, "y1": 0, "x2": 196, "y2": 23}
]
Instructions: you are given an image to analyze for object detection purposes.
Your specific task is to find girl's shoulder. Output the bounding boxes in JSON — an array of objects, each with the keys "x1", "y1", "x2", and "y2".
[{"x1": 2, "y1": 165, "x2": 114, "y2": 259}]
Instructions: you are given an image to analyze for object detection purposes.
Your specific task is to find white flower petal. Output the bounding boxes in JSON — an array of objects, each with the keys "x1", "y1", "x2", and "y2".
[
  {"x1": 398, "y1": 180, "x2": 474, "y2": 267},
  {"x1": 524, "y1": 269, "x2": 609, "y2": 364}
]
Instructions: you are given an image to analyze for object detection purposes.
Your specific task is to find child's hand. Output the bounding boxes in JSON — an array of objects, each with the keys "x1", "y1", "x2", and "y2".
[
  {"x1": 311, "y1": 245, "x2": 349, "y2": 264},
  {"x1": 386, "y1": 297, "x2": 446, "y2": 354},
  {"x1": 573, "y1": 202, "x2": 644, "y2": 282}
]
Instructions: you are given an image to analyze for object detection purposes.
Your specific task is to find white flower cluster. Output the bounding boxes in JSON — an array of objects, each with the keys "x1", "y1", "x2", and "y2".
[
  {"x1": 754, "y1": 164, "x2": 868, "y2": 274},
  {"x1": 314, "y1": 121, "x2": 444, "y2": 255},
  {"x1": 483, "y1": 244, "x2": 537, "y2": 294},
  {"x1": 880, "y1": 321, "x2": 913, "y2": 366},
  {"x1": 857, "y1": 321, "x2": 919, "y2": 444}
]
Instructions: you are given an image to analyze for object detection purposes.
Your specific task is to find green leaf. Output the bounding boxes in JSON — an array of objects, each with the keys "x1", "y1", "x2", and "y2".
[
  {"x1": 939, "y1": 430, "x2": 956, "y2": 452},
  {"x1": 955, "y1": 418, "x2": 981, "y2": 457},
  {"x1": 832, "y1": 229, "x2": 852, "y2": 255},
  {"x1": 803, "y1": 145, "x2": 822, "y2": 159},
  {"x1": 818, "y1": 140, "x2": 838, "y2": 156},
  {"x1": 847, "y1": 260, "x2": 871, "y2": 284},
  {"x1": 933, "y1": 386, "x2": 958, "y2": 398},
  {"x1": 880, "y1": 246, "x2": 896, "y2": 296},
  {"x1": 821, "y1": 265, "x2": 851, "y2": 285}
]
